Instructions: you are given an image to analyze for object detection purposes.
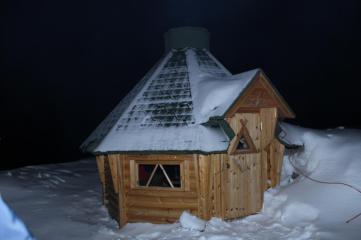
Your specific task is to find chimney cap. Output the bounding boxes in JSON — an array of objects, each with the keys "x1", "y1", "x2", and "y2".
[{"x1": 164, "y1": 26, "x2": 210, "y2": 52}]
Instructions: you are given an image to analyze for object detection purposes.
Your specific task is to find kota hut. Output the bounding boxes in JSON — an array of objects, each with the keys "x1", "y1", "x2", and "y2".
[{"x1": 81, "y1": 26, "x2": 295, "y2": 227}]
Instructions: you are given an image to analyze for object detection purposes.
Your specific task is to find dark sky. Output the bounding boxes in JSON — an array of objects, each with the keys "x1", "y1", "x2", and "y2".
[{"x1": 1, "y1": 0, "x2": 360, "y2": 169}]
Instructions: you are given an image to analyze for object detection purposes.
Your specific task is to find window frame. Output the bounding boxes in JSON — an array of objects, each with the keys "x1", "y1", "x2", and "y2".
[
  {"x1": 130, "y1": 159, "x2": 185, "y2": 191},
  {"x1": 230, "y1": 121, "x2": 257, "y2": 155}
]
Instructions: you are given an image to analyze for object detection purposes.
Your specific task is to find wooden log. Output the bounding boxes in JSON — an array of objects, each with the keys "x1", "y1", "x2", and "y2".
[
  {"x1": 193, "y1": 154, "x2": 201, "y2": 217},
  {"x1": 260, "y1": 150, "x2": 268, "y2": 193},
  {"x1": 127, "y1": 207, "x2": 184, "y2": 219},
  {"x1": 127, "y1": 189, "x2": 198, "y2": 198},
  {"x1": 125, "y1": 154, "x2": 193, "y2": 161},
  {"x1": 127, "y1": 199, "x2": 197, "y2": 209},
  {"x1": 184, "y1": 159, "x2": 191, "y2": 191},
  {"x1": 104, "y1": 158, "x2": 119, "y2": 222},
  {"x1": 127, "y1": 215, "x2": 178, "y2": 224},
  {"x1": 95, "y1": 155, "x2": 105, "y2": 186},
  {"x1": 108, "y1": 154, "x2": 119, "y2": 193},
  {"x1": 211, "y1": 154, "x2": 222, "y2": 217},
  {"x1": 116, "y1": 154, "x2": 127, "y2": 227},
  {"x1": 198, "y1": 154, "x2": 212, "y2": 220},
  {"x1": 272, "y1": 139, "x2": 285, "y2": 186},
  {"x1": 126, "y1": 195, "x2": 197, "y2": 205}
]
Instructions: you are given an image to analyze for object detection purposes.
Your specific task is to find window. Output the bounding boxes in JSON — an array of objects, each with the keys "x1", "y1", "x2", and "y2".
[
  {"x1": 230, "y1": 122, "x2": 257, "y2": 154},
  {"x1": 236, "y1": 136, "x2": 250, "y2": 150},
  {"x1": 135, "y1": 162, "x2": 182, "y2": 189}
]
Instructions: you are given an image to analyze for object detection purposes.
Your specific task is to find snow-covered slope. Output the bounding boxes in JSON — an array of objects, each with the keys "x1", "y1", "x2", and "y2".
[{"x1": 0, "y1": 124, "x2": 361, "y2": 239}]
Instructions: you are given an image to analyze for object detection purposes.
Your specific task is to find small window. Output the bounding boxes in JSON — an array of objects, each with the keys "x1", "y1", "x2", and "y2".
[
  {"x1": 230, "y1": 123, "x2": 257, "y2": 154},
  {"x1": 236, "y1": 136, "x2": 250, "y2": 150},
  {"x1": 138, "y1": 163, "x2": 181, "y2": 188}
]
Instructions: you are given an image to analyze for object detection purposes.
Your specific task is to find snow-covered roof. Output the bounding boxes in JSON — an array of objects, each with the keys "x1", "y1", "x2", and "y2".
[{"x1": 81, "y1": 48, "x2": 260, "y2": 154}]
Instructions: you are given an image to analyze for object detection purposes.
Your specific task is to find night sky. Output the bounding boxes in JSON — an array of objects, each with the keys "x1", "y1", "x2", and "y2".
[{"x1": 1, "y1": 0, "x2": 360, "y2": 170}]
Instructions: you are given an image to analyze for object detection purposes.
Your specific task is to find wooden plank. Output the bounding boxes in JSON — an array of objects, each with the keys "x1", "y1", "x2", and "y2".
[
  {"x1": 212, "y1": 154, "x2": 222, "y2": 217},
  {"x1": 193, "y1": 154, "x2": 201, "y2": 217},
  {"x1": 96, "y1": 155, "x2": 105, "y2": 187},
  {"x1": 128, "y1": 189, "x2": 198, "y2": 198},
  {"x1": 272, "y1": 139, "x2": 285, "y2": 186},
  {"x1": 129, "y1": 159, "x2": 136, "y2": 189},
  {"x1": 184, "y1": 159, "x2": 191, "y2": 191},
  {"x1": 127, "y1": 215, "x2": 178, "y2": 224},
  {"x1": 127, "y1": 207, "x2": 184, "y2": 219},
  {"x1": 128, "y1": 199, "x2": 197, "y2": 209},
  {"x1": 198, "y1": 155, "x2": 211, "y2": 220},
  {"x1": 123, "y1": 158, "x2": 130, "y2": 192},
  {"x1": 103, "y1": 157, "x2": 119, "y2": 222},
  {"x1": 108, "y1": 154, "x2": 119, "y2": 193},
  {"x1": 221, "y1": 154, "x2": 228, "y2": 218},
  {"x1": 260, "y1": 150, "x2": 268, "y2": 193},
  {"x1": 250, "y1": 154, "x2": 262, "y2": 212},
  {"x1": 127, "y1": 195, "x2": 197, "y2": 205},
  {"x1": 116, "y1": 154, "x2": 127, "y2": 227},
  {"x1": 125, "y1": 154, "x2": 193, "y2": 161}
]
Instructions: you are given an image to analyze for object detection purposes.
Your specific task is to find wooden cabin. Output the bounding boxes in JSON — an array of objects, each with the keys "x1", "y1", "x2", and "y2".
[{"x1": 81, "y1": 27, "x2": 295, "y2": 227}]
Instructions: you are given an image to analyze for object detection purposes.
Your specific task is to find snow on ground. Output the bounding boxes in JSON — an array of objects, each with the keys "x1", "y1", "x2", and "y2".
[{"x1": 1, "y1": 124, "x2": 361, "y2": 239}]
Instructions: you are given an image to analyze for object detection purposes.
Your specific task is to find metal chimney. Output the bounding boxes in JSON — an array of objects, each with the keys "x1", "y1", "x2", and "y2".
[{"x1": 164, "y1": 26, "x2": 210, "y2": 52}]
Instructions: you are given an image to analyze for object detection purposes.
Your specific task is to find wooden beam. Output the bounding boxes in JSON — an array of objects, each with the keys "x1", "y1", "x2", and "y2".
[
  {"x1": 116, "y1": 154, "x2": 127, "y2": 227},
  {"x1": 108, "y1": 154, "x2": 119, "y2": 193},
  {"x1": 211, "y1": 154, "x2": 223, "y2": 218},
  {"x1": 193, "y1": 154, "x2": 201, "y2": 217},
  {"x1": 198, "y1": 155, "x2": 212, "y2": 220},
  {"x1": 260, "y1": 107, "x2": 277, "y2": 149},
  {"x1": 96, "y1": 155, "x2": 105, "y2": 186}
]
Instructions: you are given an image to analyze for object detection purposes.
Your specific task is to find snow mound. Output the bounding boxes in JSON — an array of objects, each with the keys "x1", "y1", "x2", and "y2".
[
  {"x1": 281, "y1": 202, "x2": 319, "y2": 226},
  {"x1": 179, "y1": 211, "x2": 206, "y2": 231},
  {"x1": 0, "y1": 196, "x2": 34, "y2": 240},
  {"x1": 279, "y1": 123, "x2": 361, "y2": 239}
]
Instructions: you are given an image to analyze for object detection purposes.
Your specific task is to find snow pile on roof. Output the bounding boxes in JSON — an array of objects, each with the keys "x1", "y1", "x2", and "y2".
[
  {"x1": 82, "y1": 47, "x2": 259, "y2": 153},
  {"x1": 2, "y1": 124, "x2": 361, "y2": 239}
]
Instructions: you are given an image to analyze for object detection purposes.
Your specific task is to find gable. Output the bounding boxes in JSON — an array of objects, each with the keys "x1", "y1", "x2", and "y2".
[{"x1": 225, "y1": 71, "x2": 295, "y2": 119}]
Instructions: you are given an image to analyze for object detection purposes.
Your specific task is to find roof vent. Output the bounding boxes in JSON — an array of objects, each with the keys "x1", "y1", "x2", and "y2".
[{"x1": 164, "y1": 26, "x2": 210, "y2": 52}]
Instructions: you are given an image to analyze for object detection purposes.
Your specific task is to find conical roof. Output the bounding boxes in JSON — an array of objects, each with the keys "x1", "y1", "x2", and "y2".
[{"x1": 81, "y1": 47, "x2": 261, "y2": 154}]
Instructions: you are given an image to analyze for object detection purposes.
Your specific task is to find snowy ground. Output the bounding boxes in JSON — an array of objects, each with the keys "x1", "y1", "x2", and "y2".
[{"x1": 1, "y1": 124, "x2": 361, "y2": 239}]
